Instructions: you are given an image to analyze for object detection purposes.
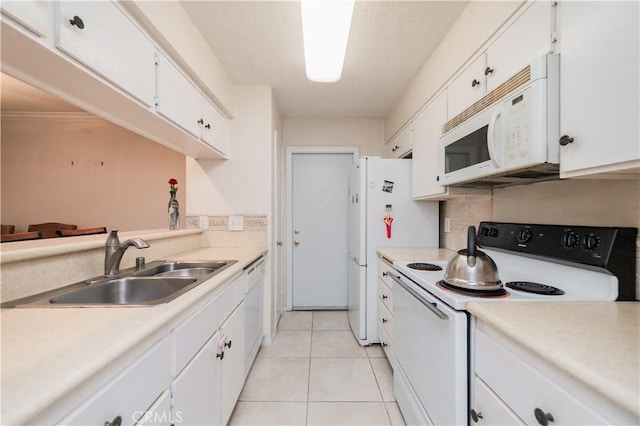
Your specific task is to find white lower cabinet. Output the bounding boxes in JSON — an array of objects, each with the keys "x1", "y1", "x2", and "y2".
[
  {"x1": 472, "y1": 321, "x2": 637, "y2": 425},
  {"x1": 60, "y1": 338, "x2": 171, "y2": 426},
  {"x1": 219, "y1": 303, "x2": 246, "y2": 424}
]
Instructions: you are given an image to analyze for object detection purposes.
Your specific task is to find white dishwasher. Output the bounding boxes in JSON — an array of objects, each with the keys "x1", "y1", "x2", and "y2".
[{"x1": 244, "y1": 257, "x2": 265, "y2": 377}]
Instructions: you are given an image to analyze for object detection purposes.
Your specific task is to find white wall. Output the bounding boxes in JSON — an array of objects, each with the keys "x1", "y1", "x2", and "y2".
[{"x1": 283, "y1": 118, "x2": 384, "y2": 156}]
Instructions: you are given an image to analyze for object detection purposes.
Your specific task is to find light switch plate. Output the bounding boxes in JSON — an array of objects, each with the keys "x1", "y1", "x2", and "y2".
[
  {"x1": 444, "y1": 217, "x2": 451, "y2": 233},
  {"x1": 228, "y1": 215, "x2": 244, "y2": 231},
  {"x1": 198, "y1": 215, "x2": 209, "y2": 230}
]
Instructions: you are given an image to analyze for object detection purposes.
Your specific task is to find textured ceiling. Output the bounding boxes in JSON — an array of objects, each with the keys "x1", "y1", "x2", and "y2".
[{"x1": 181, "y1": 1, "x2": 468, "y2": 119}]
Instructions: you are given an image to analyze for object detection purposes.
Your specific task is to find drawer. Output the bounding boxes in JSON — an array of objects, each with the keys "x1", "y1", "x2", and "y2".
[
  {"x1": 377, "y1": 257, "x2": 395, "y2": 287},
  {"x1": 475, "y1": 326, "x2": 610, "y2": 425},
  {"x1": 377, "y1": 277, "x2": 393, "y2": 312},
  {"x1": 60, "y1": 338, "x2": 171, "y2": 426},
  {"x1": 378, "y1": 318, "x2": 393, "y2": 362},
  {"x1": 377, "y1": 298, "x2": 393, "y2": 337},
  {"x1": 172, "y1": 274, "x2": 244, "y2": 374},
  {"x1": 471, "y1": 376, "x2": 524, "y2": 425}
]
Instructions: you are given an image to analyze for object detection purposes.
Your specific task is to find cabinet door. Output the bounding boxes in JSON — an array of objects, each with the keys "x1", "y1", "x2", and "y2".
[
  {"x1": 1, "y1": 0, "x2": 50, "y2": 38},
  {"x1": 387, "y1": 125, "x2": 412, "y2": 158},
  {"x1": 172, "y1": 331, "x2": 222, "y2": 426},
  {"x1": 219, "y1": 302, "x2": 246, "y2": 425},
  {"x1": 201, "y1": 98, "x2": 230, "y2": 156},
  {"x1": 134, "y1": 389, "x2": 171, "y2": 426},
  {"x1": 485, "y1": 1, "x2": 553, "y2": 92},
  {"x1": 471, "y1": 377, "x2": 524, "y2": 425},
  {"x1": 412, "y1": 92, "x2": 447, "y2": 199},
  {"x1": 55, "y1": 1, "x2": 156, "y2": 107},
  {"x1": 559, "y1": 1, "x2": 640, "y2": 176},
  {"x1": 447, "y1": 54, "x2": 486, "y2": 119},
  {"x1": 156, "y1": 53, "x2": 202, "y2": 138}
]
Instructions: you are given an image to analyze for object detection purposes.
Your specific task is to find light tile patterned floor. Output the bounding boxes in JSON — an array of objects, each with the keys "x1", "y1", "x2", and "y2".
[{"x1": 229, "y1": 311, "x2": 406, "y2": 426}]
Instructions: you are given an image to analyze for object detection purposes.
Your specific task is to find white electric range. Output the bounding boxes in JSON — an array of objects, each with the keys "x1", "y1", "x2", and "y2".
[{"x1": 388, "y1": 221, "x2": 637, "y2": 426}]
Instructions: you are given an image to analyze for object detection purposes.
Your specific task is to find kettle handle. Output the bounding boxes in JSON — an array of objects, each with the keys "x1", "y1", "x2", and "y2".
[{"x1": 467, "y1": 226, "x2": 477, "y2": 258}]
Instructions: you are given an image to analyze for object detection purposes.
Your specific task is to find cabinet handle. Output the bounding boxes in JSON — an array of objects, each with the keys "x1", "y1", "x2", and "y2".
[
  {"x1": 205, "y1": 123, "x2": 211, "y2": 129},
  {"x1": 534, "y1": 408, "x2": 554, "y2": 426},
  {"x1": 381, "y1": 342, "x2": 388, "y2": 347},
  {"x1": 69, "y1": 15, "x2": 85, "y2": 30},
  {"x1": 471, "y1": 79, "x2": 481, "y2": 88},
  {"x1": 382, "y1": 294, "x2": 388, "y2": 300},
  {"x1": 216, "y1": 351, "x2": 224, "y2": 360},
  {"x1": 198, "y1": 118, "x2": 204, "y2": 125},
  {"x1": 382, "y1": 318, "x2": 388, "y2": 323},
  {"x1": 104, "y1": 415, "x2": 122, "y2": 426},
  {"x1": 559, "y1": 135, "x2": 574, "y2": 146},
  {"x1": 470, "y1": 409, "x2": 483, "y2": 423},
  {"x1": 484, "y1": 66, "x2": 494, "y2": 76},
  {"x1": 224, "y1": 340, "x2": 232, "y2": 349}
]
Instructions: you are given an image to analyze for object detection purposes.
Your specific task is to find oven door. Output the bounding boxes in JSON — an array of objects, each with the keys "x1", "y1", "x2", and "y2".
[{"x1": 390, "y1": 272, "x2": 468, "y2": 426}]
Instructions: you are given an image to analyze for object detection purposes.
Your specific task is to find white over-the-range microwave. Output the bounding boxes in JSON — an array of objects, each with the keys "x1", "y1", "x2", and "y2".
[{"x1": 439, "y1": 54, "x2": 560, "y2": 188}]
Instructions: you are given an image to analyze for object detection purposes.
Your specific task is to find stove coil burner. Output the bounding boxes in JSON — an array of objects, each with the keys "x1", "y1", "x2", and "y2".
[
  {"x1": 505, "y1": 281, "x2": 565, "y2": 295},
  {"x1": 407, "y1": 262, "x2": 443, "y2": 272},
  {"x1": 437, "y1": 280, "x2": 509, "y2": 298}
]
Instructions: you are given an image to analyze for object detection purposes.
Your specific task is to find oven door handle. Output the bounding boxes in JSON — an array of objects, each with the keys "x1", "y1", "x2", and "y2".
[{"x1": 387, "y1": 273, "x2": 449, "y2": 320}]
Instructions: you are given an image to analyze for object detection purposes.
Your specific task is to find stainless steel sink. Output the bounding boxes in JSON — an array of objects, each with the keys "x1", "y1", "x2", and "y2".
[
  {"x1": 2, "y1": 259, "x2": 238, "y2": 308},
  {"x1": 50, "y1": 277, "x2": 197, "y2": 305}
]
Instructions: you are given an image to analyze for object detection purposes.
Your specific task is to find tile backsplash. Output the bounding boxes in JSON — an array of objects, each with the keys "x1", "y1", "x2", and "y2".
[{"x1": 186, "y1": 215, "x2": 268, "y2": 248}]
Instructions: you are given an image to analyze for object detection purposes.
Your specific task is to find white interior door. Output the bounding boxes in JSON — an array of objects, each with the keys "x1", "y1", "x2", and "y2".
[{"x1": 291, "y1": 153, "x2": 352, "y2": 309}]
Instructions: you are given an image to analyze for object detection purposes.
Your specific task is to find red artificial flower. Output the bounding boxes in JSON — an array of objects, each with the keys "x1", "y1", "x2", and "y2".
[{"x1": 168, "y1": 178, "x2": 178, "y2": 192}]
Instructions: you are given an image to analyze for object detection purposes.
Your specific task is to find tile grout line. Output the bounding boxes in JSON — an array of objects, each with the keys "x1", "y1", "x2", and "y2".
[{"x1": 305, "y1": 311, "x2": 313, "y2": 426}]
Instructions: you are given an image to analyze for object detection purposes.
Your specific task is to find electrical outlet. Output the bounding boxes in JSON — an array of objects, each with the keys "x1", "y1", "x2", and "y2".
[
  {"x1": 198, "y1": 215, "x2": 209, "y2": 230},
  {"x1": 444, "y1": 217, "x2": 451, "y2": 233},
  {"x1": 228, "y1": 215, "x2": 244, "y2": 231}
]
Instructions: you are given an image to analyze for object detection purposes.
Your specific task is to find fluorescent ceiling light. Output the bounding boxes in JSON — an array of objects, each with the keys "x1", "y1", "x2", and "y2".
[{"x1": 301, "y1": 0, "x2": 355, "y2": 83}]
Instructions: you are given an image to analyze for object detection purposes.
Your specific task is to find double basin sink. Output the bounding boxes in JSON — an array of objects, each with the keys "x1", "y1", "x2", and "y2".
[{"x1": 3, "y1": 260, "x2": 237, "y2": 308}]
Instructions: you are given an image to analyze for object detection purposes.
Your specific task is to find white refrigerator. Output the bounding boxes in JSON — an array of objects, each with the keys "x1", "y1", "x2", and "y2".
[{"x1": 348, "y1": 157, "x2": 439, "y2": 345}]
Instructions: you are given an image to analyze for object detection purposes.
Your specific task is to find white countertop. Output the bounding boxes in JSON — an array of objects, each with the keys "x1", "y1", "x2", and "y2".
[
  {"x1": 1, "y1": 246, "x2": 266, "y2": 425},
  {"x1": 467, "y1": 301, "x2": 640, "y2": 417}
]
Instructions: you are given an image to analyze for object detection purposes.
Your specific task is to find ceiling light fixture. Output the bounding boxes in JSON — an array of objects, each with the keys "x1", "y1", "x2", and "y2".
[{"x1": 301, "y1": 0, "x2": 355, "y2": 83}]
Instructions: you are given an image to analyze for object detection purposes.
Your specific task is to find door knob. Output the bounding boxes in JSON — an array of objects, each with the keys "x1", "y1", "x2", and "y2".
[
  {"x1": 294, "y1": 240, "x2": 300, "y2": 246},
  {"x1": 294, "y1": 229, "x2": 300, "y2": 234}
]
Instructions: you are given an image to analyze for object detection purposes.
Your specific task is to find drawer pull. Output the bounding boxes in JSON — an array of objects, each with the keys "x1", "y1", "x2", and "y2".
[
  {"x1": 471, "y1": 79, "x2": 481, "y2": 87},
  {"x1": 216, "y1": 351, "x2": 224, "y2": 360},
  {"x1": 104, "y1": 415, "x2": 122, "y2": 426},
  {"x1": 382, "y1": 272, "x2": 389, "y2": 277},
  {"x1": 534, "y1": 408, "x2": 554, "y2": 425},
  {"x1": 382, "y1": 294, "x2": 389, "y2": 300},
  {"x1": 382, "y1": 318, "x2": 388, "y2": 323},
  {"x1": 470, "y1": 409, "x2": 483, "y2": 423},
  {"x1": 224, "y1": 340, "x2": 232, "y2": 349},
  {"x1": 69, "y1": 15, "x2": 85, "y2": 30}
]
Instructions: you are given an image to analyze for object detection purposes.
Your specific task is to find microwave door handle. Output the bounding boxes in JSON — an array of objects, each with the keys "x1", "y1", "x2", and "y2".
[{"x1": 487, "y1": 106, "x2": 503, "y2": 168}]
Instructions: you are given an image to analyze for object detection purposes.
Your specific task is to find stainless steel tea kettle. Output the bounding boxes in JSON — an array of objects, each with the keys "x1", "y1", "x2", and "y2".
[{"x1": 443, "y1": 226, "x2": 502, "y2": 291}]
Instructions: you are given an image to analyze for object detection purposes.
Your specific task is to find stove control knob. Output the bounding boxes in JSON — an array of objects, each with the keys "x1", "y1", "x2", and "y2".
[
  {"x1": 490, "y1": 228, "x2": 499, "y2": 238},
  {"x1": 582, "y1": 234, "x2": 599, "y2": 250},
  {"x1": 517, "y1": 228, "x2": 532, "y2": 244},
  {"x1": 562, "y1": 232, "x2": 578, "y2": 248}
]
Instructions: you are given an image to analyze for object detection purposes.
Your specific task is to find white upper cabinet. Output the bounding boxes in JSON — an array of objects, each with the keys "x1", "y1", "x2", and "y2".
[
  {"x1": 485, "y1": 0, "x2": 553, "y2": 93},
  {"x1": 558, "y1": 1, "x2": 640, "y2": 177},
  {"x1": 1, "y1": 0, "x2": 51, "y2": 38},
  {"x1": 156, "y1": 53, "x2": 202, "y2": 138},
  {"x1": 156, "y1": 53, "x2": 229, "y2": 157},
  {"x1": 55, "y1": 1, "x2": 156, "y2": 107},
  {"x1": 385, "y1": 124, "x2": 413, "y2": 158},
  {"x1": 446, "y1": 1, "x2": 553, "y2": 120}
]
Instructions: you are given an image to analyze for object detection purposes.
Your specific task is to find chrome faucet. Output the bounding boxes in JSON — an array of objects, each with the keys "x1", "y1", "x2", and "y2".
[{"x1": 104, "y1": 230, "x2": 150, "y2": 277}]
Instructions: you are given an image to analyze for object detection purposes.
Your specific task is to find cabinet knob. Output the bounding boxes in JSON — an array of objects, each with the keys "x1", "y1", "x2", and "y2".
[
  {"x1": 382, "y1": 318, "x2": 388, "y2": 323},
  {"x1": 484, "y1": 66, "x2": 494, "y2": 76},
  {"x1": 104, "y1": 415, "x2": 122, "y2": 426},
  {"x1": 381, "y1": 342, "x2": 388, "y2": 347},
  {"x1": 224, "y1": 340, "x2": 232, "y2": 349},
  {"x1": 559, "y1": 135, "x2": 575, "y2": 146},
  {"x1": 198, "y1": 118, "x2": 204, "y2": 125},
  {"x1": 470, "y1": 409, "x2": 483, "y2": 423},
  {"x1": 205, "y1": 123, "x2": 211, "y2": 129},
  {"x1": 534, "y1": 408, "x2": 554, "y2": 426},
  {"x1": 382, "y1": 294, "x2": 388, "y2": 300},
  {"x1": 216, "y1": 351, "x2": 224, "y2": 360},
  {"x1": 69, "y1": 15, "x2": 85, "y2": 30},
  {"x1": 471, "y1": 79, "x2": 481, "y2": 88}
]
